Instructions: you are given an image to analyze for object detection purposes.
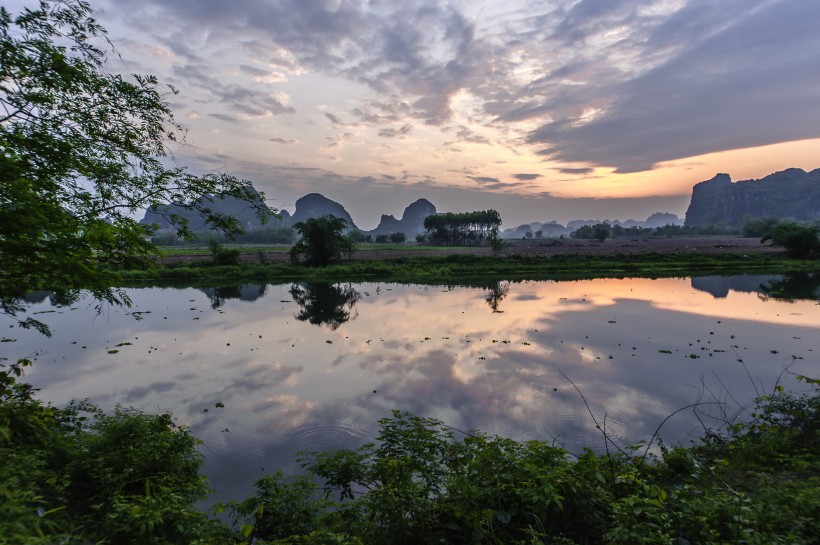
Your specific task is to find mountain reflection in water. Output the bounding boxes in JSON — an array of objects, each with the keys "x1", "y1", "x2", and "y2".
[{"x1": 9, "y1": 274, "x2": 818, "y2": 504}]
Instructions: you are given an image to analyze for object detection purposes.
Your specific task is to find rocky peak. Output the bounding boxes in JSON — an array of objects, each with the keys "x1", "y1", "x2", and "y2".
[
  {"x1": 371, "y1": 198, "x2": 437, "y2": 235},
  {"x1": 291, "y1": 193, "x2": 358, "y2": 230},
  {"x1": 684, "y1": 169, "x2": 820, "y2": 227}
]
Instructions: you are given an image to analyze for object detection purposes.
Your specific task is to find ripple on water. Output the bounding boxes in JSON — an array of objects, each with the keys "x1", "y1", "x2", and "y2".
[
  {"x1": 540, "y1": 413, "x2": 627, "y2": 451},
  {"x1": 288, "y1": 423, "x2": 358, "y2": 449}
]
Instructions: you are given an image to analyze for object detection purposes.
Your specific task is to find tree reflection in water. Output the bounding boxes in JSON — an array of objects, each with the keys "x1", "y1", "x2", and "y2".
[
  {"x1": 759, "y1": 272, "x2": 820, "y2": 301},
  {"x1": 289, "y1": 282, "x2": 361, "y2": 329},
  {"x1": 202, "y1": 284, "x2": 268, "y2": 309},
  {"x1": 485, "y1": 281, "x2": 510, "y2": 313}
]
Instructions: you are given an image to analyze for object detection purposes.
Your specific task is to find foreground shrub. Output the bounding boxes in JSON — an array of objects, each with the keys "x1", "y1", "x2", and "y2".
[
  {"x1": 208, "y1": 239, "x2": 242, "y2": 265},
  {"x1": 0, "y1": 360, "x2": 223, "y2": 545},
  {"x1": 229, "y1": 380, "x2": 819, "y2": 545}
]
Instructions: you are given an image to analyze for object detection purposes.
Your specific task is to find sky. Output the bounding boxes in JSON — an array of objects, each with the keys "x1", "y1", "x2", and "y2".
[{"x1": 10, "y1": 0, "x2": 820, "y2": 228}]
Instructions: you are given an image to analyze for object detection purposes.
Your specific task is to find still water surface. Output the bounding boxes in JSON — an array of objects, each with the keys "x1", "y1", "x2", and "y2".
[{"x1": 6, "y1": 274, "x2": 819, "y2": 502}]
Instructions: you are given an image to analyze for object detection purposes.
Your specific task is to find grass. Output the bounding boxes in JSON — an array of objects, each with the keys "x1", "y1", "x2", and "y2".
[
  {"x1": 117, "y1": 252, "x2": 820, "y2": 288},
  {"x1": 157, "y1": 244, "x2": 291, "y2": 255}
]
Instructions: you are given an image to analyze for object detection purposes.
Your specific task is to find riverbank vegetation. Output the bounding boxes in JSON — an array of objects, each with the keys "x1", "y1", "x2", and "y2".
[
  {"x1": 2, "y1": 359, "x2": 817, "y2": 544},
  {"x1": 117, "y1": 252, "x2": 820, "y2": 289}
]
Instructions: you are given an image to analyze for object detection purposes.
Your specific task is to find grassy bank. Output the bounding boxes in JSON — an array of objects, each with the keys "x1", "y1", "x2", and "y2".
[{"x1": 119, "y1": 252, "x2": 820, "y2": 287}]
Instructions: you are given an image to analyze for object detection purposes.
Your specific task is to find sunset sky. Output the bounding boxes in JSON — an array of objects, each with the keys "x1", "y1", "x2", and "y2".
[{"x1": 11, "y1": 0, "x2": 820, "y2": 227}]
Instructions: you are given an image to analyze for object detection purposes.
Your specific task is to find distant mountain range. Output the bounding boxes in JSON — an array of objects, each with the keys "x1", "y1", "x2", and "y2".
[
  {"x1": 140, "y1": 191, "x2": 682, "y2": 238},
  {"x1": 140, "y1": 167, "x2": 820, "y2": 237},
  {"x1": 141, "y1": 187, "x2": 275, "y2": 232},
  {"x1": 499, "y1": 212, "x2": 683, "y2": 239},
  {"x1": 140, "y1": 191, "x2": 437, "y2": 237},
  {"x1": 684, "y1": 168, "x2": 820, "y2": 227}
]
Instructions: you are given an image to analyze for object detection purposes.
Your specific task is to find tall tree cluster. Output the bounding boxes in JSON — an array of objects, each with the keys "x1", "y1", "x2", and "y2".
[{"x1": 423, "y1": 210, "x2": 501, "y2": 246}]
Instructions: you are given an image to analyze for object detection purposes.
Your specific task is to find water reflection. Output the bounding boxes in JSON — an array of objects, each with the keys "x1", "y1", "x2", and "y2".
[
  {"x1": 484, "y1": 281, "x2": 510, "y2": 313},
  {"x1": 7, "y1": 274, "x2": 818, "y2": 504},
  {"x1": 289, "y1": 282, "x2": 360, "y2": 329},
  {"x1": 201, "y1": 284, "x2": 268, "y2": 309},
  {"x1": 758, "y1": 272, "x2": 820, "y2": 301},
  {"x1": 691, "y1": 272, "x2": 820, "y2": 301}
]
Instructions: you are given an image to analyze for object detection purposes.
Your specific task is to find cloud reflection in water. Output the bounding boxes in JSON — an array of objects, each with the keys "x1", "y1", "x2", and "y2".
[{"x1": 9, "y1": 275, "x2": 819, "y2": 502}]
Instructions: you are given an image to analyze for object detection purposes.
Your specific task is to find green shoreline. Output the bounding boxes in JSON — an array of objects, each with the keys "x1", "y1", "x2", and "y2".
[{"x1": 118, "y1": 252, "x2": 820, "y2": 287}]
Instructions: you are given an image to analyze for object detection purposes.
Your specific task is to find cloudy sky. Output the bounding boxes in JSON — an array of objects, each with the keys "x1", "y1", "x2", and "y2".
[{"x1": 13, "y1": 0, "x2": 820, "y2": 227}]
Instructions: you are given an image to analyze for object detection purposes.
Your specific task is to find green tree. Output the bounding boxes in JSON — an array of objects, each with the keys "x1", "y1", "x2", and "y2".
[
  {"x1": 423, "y1": 209, "x2": 502, "y2": 247},
  {"x1": 0, "y1": 1, "x2": 272, "y2": 334},
  {"x1": 762, "y1": 223, "x2": 820, "y2": 259},
  {"x1": 592, "y1": 223, "x2": 611, "y2": 241},
  {"x1": 487, "y1": 226, "x2": 506, "y2": 257},
  {"x1": 572, "y1": 223, "x2": 611, "y2": 241},
  {"x1": 741, "y1": 215, "x2": 782, "y2": 238},
  {"x1": 348, "y1": 229, "x2": 369, "y2": 243},
  {"x1": 389, "y1": 232, "x2": 406, "y2": 243},
  {"x1": 289, "y1": 215, "x2": 355, "y2": 266}
]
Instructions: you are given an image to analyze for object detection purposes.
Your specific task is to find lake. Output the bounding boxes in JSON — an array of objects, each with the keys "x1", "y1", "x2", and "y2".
[{"x1": 5, "y1": 273, "x2": 819, "y2": 503}]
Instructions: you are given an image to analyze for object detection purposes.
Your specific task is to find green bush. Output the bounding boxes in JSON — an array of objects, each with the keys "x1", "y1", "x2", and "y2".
[
  {"x1": 0, "y1": 360, "x2": 221, "y2": 545},
  {"x1": 207, "y1": 239, "x2": 241, "y2": 265},
  {"x1": 762, "y1": 223, "x2": 820, "y2": 258}
]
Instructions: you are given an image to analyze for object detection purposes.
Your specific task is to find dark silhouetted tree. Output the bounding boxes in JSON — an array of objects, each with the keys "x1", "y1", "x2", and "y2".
[{"x1": 289, "y1": 216, "x2": 354, "y2": 266}]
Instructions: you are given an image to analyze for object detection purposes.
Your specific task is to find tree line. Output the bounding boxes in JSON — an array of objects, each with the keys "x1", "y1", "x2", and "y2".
[{"x1": 423, "y1": 210, "x2": 502, "y2": 246}]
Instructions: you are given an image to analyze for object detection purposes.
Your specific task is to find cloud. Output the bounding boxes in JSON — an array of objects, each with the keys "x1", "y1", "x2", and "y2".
[
  {"x1": 378, "y1": 124, "x2": 412, "y2": 138},
  {"x1": 484, "y1": 182, "x2": 519, "y2": 191},
  {"x1": 107, "y1": 0, "x2": 485, "y2": 125},
  {"x1": 556, "y1": 168, "x2": 594, "y2": 175},
  {"x1": 270, "y1": 137, "x2": 297, "y2": 144},
  {"x1": 173, "y1": 63, "x2": 295, "y2": 118},
  {"x1": 209, "y1": 113, "x2": 237, "y2": 123},
  {"x1": 325, "y1": 112, "x2": 344, "y2": 125},
  {"x1": 525, "y1": 0, "x2": 820, "y2": 172},
  {"x1": 467, "y1": 176, "x2": 501, "y2": 185},
  {"x1": 444, "y1": 125, "x2": 491, "y2": 145},
  {"x1": 513, "y1": 173, "x2": 542, "y2": 181},
  {"x1": 101, "y1": 0, "x2": 820, "y2": 181}
]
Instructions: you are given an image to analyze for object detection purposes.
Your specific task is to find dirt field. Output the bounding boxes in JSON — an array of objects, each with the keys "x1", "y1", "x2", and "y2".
[{"x1": 158, "y1": 237, "x2": 780, "y2": 265}]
